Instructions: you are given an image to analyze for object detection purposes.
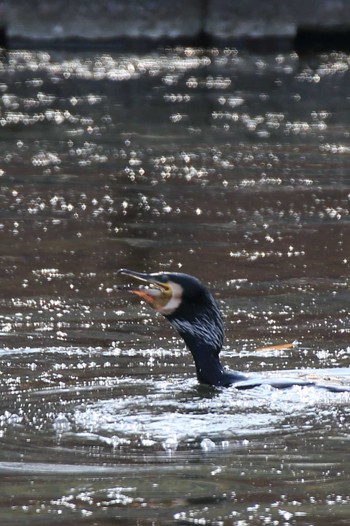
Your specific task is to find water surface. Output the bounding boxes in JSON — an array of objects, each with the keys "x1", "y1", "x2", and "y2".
[{"x1": 0, "y1": 48, "x2": 349, "y2": 525}]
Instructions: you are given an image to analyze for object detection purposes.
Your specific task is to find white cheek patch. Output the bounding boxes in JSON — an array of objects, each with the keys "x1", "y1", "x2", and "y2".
[{"x1": 158, "y1": 281, "x2": 183, "y2": 315}]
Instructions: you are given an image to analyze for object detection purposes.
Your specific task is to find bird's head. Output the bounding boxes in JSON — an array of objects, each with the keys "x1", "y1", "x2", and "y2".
[
  {"x1": 117, "y1": 269, "x2": 225, "y2": 356},
  {"x1": 117, "y1": 268, "x2": 192, "y2": 316}
]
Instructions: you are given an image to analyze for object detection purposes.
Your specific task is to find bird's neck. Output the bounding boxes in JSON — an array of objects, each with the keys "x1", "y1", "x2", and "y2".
[
  {"x1": 183, "y1": 336, "x2": 248, "y2": 386},
  {"x1": 166, "y1": 305, "x2": 248, "y2": 387},
  {"x1": 166, "y1": 306, "x2": 230, "y2": 386},
  {"x1": 185, "y1": 338, "x2": 227, "y2": 385},
  {"x1": 181, "y1": 335, "x2": 248, "y2": 386}
]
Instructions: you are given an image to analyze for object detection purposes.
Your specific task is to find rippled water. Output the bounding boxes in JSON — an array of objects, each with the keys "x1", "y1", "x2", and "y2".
[{"x1": 0, "y1": 48, "x2": 349, "y2": 525}]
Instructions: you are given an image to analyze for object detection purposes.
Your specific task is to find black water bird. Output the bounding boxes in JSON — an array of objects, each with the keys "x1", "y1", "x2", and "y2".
[{"x1": 117, "y1": 269, "x2": 350, "y2": 393}]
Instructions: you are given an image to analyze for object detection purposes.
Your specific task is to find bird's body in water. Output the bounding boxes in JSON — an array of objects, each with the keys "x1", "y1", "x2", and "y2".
[{"x1": 117, "y1": 269, "x2": 350, "y2": 393}]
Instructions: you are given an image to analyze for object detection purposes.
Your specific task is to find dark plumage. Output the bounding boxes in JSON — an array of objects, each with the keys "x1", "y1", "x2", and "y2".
[{"x1": 117, "y1": 269, "x2": 350, "y2": 393}]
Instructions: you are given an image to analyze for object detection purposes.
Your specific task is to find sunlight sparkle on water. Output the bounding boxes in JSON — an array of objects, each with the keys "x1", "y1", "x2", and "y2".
[{"x1": 0, "y1": 47, "x2": 350, "y2": 525}]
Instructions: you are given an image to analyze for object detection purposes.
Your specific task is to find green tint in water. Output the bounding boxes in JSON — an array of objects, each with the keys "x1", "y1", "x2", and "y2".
[{"x1": 0, "y1": 48, "x2": 349, "y2": 525}]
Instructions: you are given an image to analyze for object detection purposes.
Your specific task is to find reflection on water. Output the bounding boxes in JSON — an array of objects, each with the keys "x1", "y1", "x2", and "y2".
[{"x1": 0, "y1": 47, "x2": 349, "y2": 525}]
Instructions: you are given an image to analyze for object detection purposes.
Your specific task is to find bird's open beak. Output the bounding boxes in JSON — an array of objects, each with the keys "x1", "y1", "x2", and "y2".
[{"x1": 116, "y1": 268, "x2": 173, "y2": 311}]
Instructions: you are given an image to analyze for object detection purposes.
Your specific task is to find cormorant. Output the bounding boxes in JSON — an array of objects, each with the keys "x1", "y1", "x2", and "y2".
[{"x1": 117, "y1": 269, "x2": 350, "y2": 393}]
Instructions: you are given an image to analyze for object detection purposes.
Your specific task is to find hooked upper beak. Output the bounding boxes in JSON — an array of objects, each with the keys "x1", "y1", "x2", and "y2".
[{"x1": 116, "y1": 268, "x2": 172, "y2": 310}]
